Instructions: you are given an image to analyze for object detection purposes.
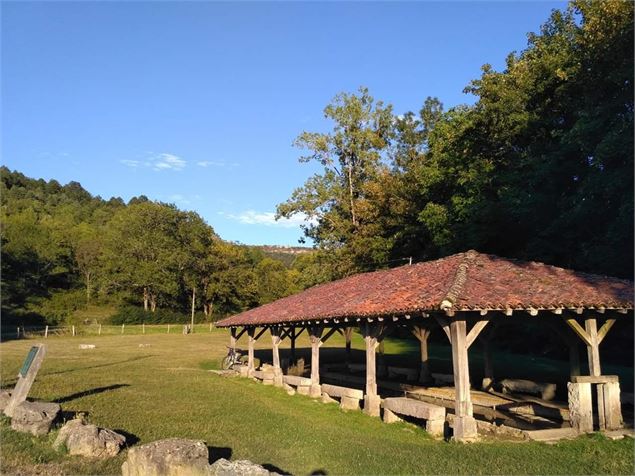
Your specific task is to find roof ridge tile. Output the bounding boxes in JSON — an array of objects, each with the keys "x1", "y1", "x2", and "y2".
[{"x1": 440, "y1": 249, "x2": 478, "y2": 311}]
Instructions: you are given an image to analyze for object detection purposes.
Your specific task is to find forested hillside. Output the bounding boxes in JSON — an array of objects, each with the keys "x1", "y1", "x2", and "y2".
[
  {"x1": 278, "y1": 0, "x2": 633, "y2": 281},
  {"x1": 0, "y1": 168, "x2": 305, "y2": 326}
]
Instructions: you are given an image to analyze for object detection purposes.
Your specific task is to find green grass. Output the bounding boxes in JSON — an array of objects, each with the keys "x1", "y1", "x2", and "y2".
[{"x1": 1, "y1": 329, "x2": 633, "y2": 475}]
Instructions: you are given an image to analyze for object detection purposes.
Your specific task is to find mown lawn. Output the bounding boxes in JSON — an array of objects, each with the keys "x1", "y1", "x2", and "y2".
[{"x1": 0, "y1": 329, "x2": 633, "y2": 475}]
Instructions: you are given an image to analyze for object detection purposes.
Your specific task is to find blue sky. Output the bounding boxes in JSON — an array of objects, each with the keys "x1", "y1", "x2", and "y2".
[{"x1": 2, "y1": 1, "x2": 566, "y2": 246}]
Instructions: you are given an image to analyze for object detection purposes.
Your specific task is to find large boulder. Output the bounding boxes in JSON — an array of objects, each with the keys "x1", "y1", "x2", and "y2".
[
  {"x1": 208, "y1": 458, "x2": 272, "y2": 476},
  {"x1": 10, "y1": 400, "x2": 60, "y2": 436},
  {"x1": 121, "y1": 438, "x2": 210, "y2": 476},
  {"x1": 0, "y1": 390, "x2": 11, "y2": 412},
  {"x1": 54, "y1": 418, "x2": 126, "y2": 458}
]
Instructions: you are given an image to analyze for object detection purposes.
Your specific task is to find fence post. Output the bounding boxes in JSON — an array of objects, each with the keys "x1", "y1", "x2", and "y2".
[
  {"x1": 45, "y1": 325, "x2": 48, "y2": 338},
  {"x1": 209, "y1": 322, "x2": 212, "y2": 332},
  {"x1": 17, "y1": 327, "x2": 20, "y2": 339},
  {"x1": 143, "y1": 323, "x2": 145, "y2": 334},
  {"x1": 167, "y1": 324, "x2": 170, "y2": 334},
  {"x1": 99, "y1": 324, "x2": 102, "y2": 336},
  {"x1": 72, "y1": 325, "x2": 76, "y2": 337},
  {"x1": 121, "y1": 324, "x2": 125, "y2": 334}
]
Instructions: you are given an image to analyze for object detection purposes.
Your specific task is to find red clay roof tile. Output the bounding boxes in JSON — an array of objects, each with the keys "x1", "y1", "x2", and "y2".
[{"x1": 215, "y1": 251, "x2": 633, "y2": 327}]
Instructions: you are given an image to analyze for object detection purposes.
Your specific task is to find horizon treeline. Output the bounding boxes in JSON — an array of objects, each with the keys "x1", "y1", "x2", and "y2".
[
  {"x1": 1, "y1": 0, "x2": 633, "y2": 329},
  {"x1": 278, "y1": 0, "x2": 633, "y2": 282},
  {"x1": 0, "y1": 168, "x2": 312, "y2": 325}
]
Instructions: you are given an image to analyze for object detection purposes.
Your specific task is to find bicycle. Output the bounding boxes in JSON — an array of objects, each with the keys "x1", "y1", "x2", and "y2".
[{"x1": 221, "y1": 346, "x2": 243, "y2": 370}]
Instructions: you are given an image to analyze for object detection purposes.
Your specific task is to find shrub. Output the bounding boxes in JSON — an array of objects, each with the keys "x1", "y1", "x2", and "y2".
[{"x1": 108, "y1": 306, "x2": 207, "y2": 324}]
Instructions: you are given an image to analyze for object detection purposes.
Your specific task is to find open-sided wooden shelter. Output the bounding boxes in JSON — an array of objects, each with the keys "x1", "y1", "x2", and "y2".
[{"x1": 216, "y1": 250, "x2": 633, "y2": 441}]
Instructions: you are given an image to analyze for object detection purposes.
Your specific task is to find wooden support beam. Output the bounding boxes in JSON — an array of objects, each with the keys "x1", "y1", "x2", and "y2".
[
  {"x1": 466, "y1": 320, "x2": 489, "y2": 349},
  {"x1": 321, "y1": 326, "x2": 340, "y2": 344},
  {"x1": 565, "y1": 319, "x2": 592, "y2": 346},
  {"x1": 254, "y1": 327, "x2": 268, "y2": 341},
  {"x1": 295, "y1": 327, "x2": 306, "y2": 339},
  {"x1": 344, "y1": 327, "x2": 353, "y2": 363},
  {"x1": 584, "y1": 317, "x2": 601, "y2": 377},
  {"x1": 361, "y1": 322, "x2": 381, "y2": 417},
  {"x1": 433, "y1": 315, "x2": 452, "y2": 343},
  {"x1": 450, "y1": 316, "x2": 477, "y2": 441},
  {"x1": 280, "y1": 327, "x2": 293, "y2": 341},
  {"x1": 235, "y1": 327, "x2": 248, "y2": 341},
  {"x1": 597, "y1": 319, "x2": 616, "y2": 344},
  {"x1": 230, "y1": 327, "x2": 237, "y2": 351},
  {"x1": 309, "y1": 325, "x2": 324, "y2": 396},
  {"x1": 247, "y1": 328, "x2": 256, "y2": 376}
]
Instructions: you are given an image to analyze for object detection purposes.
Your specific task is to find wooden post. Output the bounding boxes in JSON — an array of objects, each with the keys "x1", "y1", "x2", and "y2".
[
  {"x1": 584, "y1": 317, "x2": 601, "y2": 376},
  {"x1": 167, "y1": 324, "x2": 171, "y2": 334},
  {"x1": 290, "y1": 329, "x2": 297, "y2": 364},
  {"x1": 72, "y1": 325, "x2": 76, "y2": 337},
  {"x1": 4, "y1": 345, "x2": 47, "y2": 417},
  {"x1": 361, "y1": 323, "x2": 382, "y2": 417},
  {"x1": 344, "y1": 327, "x2": 353, "y2": 363},
  {"x1": 121, "y1": 324, "x2": 125, "y2": 334},
  {"x1": 247, "y1": 328, "x2": 255, "y2": 377},
  {"x1": 44, "y1": 326, "x2": 48, "y2": 339},
  {"x1": 230, "y1": 327, "x2": 237, "y2": 351},
  {"x1": 271, "y1": 327, "x2": 283, "y2": 386},
  {"x1": 209, "y1": 322, "x2": 213, "y2": 332},
  {"x1": 98, "y1": 324, "x2": 102, "y2": 336},
  {"x1": 309, "y1": 325, "x2": 323, "y2": 397},
  {"x1": 412, "y1": 325, "x2": 432, "y2": 384},
  {"x1": 142, "y1": 323, "x2": 145, "y2": 334},
  {"x1": 16, "y1": 327, "x2": 20, "y2": 339},
  {"x1": 450, "y1": 315, "x2": 477, "y2": 441}
]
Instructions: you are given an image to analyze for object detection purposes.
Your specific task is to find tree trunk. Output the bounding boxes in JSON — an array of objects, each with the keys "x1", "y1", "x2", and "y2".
[
  {"x1": 190, "y1": 287, "x2": 196, "y2": 332},
  {"x1": 143, "y1": 287, "x2": 149, "y2": 311},
  {"x1": 347, "y1": 162, "x2": 357, "y2": 227},
  {"x1": 85, "y1": 271, "x2": 91, "y2": 305},
  {"x1": 150, "y1": 293, "x2": 157, "y2": 312}
]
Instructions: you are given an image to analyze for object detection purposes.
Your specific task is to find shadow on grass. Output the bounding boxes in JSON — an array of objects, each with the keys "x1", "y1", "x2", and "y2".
[
  {"x1": 208, "y1": 446, "x2": 294, "y2": 474},
  {"x1": 54, "y1": 384, "x2": 130, "y2": 404},
  {"x1": 42, "y1": 355, "x2": 155, "y2": 377},
  {"x1": 115, "y1": 428, "x2": 140, "y2": 446}
]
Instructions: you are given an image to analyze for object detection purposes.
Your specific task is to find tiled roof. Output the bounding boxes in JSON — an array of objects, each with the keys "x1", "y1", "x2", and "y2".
[{"x1": 215, "y1": 250, "x2": 633, "y2": 327}]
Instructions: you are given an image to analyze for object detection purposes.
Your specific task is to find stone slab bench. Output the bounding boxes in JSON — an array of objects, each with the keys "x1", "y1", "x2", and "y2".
[
  {"x1": 283, "y1": 375, "x2": 313, "y2": 395},
  {"x1": 387, "y1": 366, "x2": 418, "y2": 382},
  {"x1": 321, "y1": 384, "x2": 364, "y2": 410},
  {"x1": 501, "y1": 379, "x2": 556, "y2": 401},
  {"x1": 382, "y1": 397, "x2": 446, "y2": 437},
  {"x1": 252, "y1": 370, "x2": 275, "y2": 385}
]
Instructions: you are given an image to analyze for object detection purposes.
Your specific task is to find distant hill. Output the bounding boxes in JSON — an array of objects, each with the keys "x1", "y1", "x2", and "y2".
[{"x1": 251, "y1": 245, "x2": 313, "y2": 267}]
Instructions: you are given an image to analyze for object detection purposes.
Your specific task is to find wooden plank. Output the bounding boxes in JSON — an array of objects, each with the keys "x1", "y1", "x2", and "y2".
[
  {"x1": 321, "y1": 383, "x2": 363, "y2": 400},
  {"x1": 321, "y1": 326, "x2": 340, "y2": 344},
  {"x1": 235, "y1": 327, "x2": 247, "y2": 341},
  {"x1": 597, "y1": 319, "x2": 616, "y2": 344},
  {"x1": 450, "y1": 319, "x2": 472, "y2": 418},
  {"x1": 466, "y1": 320, "x2": 489, "y2": 349},
  {"x1": 584, "y1": 318, "x2": 601, "y2": 376},
  {"x1": 382, "y1": 397, "x2": 445, "y2": 421},
  {"x1": 254, "y1": 327, "x2": 268, "y2": 341},
  {"x1": 571, "y1": 375, "x2": 619, "y2": 384},
  {"x1": 565, "y1": 319, "x2": 591, "y2": 346},
  {"x1": 247, "y1": 328, "x2": 256, "y2": 374}
]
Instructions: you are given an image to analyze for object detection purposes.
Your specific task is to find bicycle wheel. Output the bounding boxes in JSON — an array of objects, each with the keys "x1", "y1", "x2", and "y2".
[{"x1": 221, "y1": 355, "x2": 232, "y2": 370}]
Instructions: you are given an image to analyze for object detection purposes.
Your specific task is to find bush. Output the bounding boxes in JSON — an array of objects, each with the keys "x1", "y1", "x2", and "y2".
[{"x1": 108, "y1": 306, "x2": 208, "y2": 324}]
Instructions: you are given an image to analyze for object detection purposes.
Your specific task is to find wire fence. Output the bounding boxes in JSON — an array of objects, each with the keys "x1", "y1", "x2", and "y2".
[{"x1": 2, "y1": 322, "x2": 218, "y2": 340}]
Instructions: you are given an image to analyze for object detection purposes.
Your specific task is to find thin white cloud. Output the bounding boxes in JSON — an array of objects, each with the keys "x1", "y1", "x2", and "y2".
[
  {"x1": 196, "y1": 160, "x2": 239, "y2": 168},
  {"x1": 226, "y1": 210, "x2": 316, "y2": 228},
  {"x1": 120, "y1": 153, "x2": 186, "y2": 171}
]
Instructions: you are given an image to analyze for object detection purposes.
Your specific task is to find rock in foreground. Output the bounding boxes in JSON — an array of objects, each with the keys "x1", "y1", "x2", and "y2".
[
  {"x1": 122, "y1": 438, "x2": 210, "y2": 476},
  {"x1": 208, "y1": 458, "x2": 272, "y2": 476},
  {"x1": 54, "y1": 418, "x2": 126, "y2": 458},
  {"x1": 10, "y1": 400, "x2": 60, "y2": 436}
]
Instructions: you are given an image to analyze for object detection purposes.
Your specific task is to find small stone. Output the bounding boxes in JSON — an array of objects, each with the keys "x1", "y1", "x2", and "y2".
[
  {"x1": 79, "y1": 344, "x2": 96, "y2": 349},
  {"x1": 10, "y1": 400, "x2": 60, "y2": 436},
  {"x1": 54, "y1": 418, "x2": 126, "y2": 458}
]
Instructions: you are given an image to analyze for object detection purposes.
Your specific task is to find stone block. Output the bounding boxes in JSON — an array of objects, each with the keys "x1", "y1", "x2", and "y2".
[
  {"x1": 54, "y1": 418, "x2": 126, "y2": 458},
  {"x1": 601, "y1": 381, "x2": 623, "y2": 431},
  {"x1": 296, "y1": 385, "x2": 310, "y2": 396},
  {"x1": 568, "y1": 382, "x2": 593, "y2": 433},
  {"x1": 121, "y1": 438, "x2": 209, "y2": 476},
  {"x1": 382, "y1": 408, "x2": 402, "y2": 424},
  {"x1": 453, "y1": 415, "x2": 478, "y2": 442},
  {"x1": 364, "y1": 395, "x2": 381, "y2": 417},
  {"x1": 10, "y1": 400, "x2": 60, "y2": 436},
  {"x1": 321, "y1": 392, "x2": 337, "y2": 404},
  {"x1": 340, "y1": 396, "x2": 361, "y2": 411},
  {"x1": 309, "y1": 384, "x2": 322, "y2": 398},
  {"x1": 425, "y1": 419, "x2": 445, "y2": 438}
]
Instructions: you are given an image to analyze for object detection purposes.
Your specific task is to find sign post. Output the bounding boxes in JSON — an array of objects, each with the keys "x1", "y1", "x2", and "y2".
[{"x1": 4, "y1": 344, "x2": 47, "y2": 417}]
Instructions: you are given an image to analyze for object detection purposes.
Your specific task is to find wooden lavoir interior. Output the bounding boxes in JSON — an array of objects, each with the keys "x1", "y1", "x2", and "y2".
[{"x1": 215, "y1": 250, "x2": 634, "y2": 441}]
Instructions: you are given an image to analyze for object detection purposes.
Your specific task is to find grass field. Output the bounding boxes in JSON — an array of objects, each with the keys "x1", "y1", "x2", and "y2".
[{"x1": 1, "y1": 328, "x2": 633, "y2": 475}]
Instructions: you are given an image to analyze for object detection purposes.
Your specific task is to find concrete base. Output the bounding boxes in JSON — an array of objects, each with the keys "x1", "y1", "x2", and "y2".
[
  {"x1": 453, "y1": 415, "x2": 478, "y2": 442},
  {"x1": 273, "y1": 375, "x2": 284, "y2": 387},
  {"x1": 297, "y1": 385, "x2": 310, "y2": 396},
  {"x1": 383, "y1": 408, "x2": 402, "y2": 424},
  {"x1": 340, "y1": 396, "x2": 361, "y2": 411},
  {"x1": 364, "y1": 395, "x2": 381, "y2": 417},
  {"x1": 426, "y1": 419, "x2": 445, "y2": 438},
  {"x1": 309, "y1": 384, "x2": 322, "y2": 398}
]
